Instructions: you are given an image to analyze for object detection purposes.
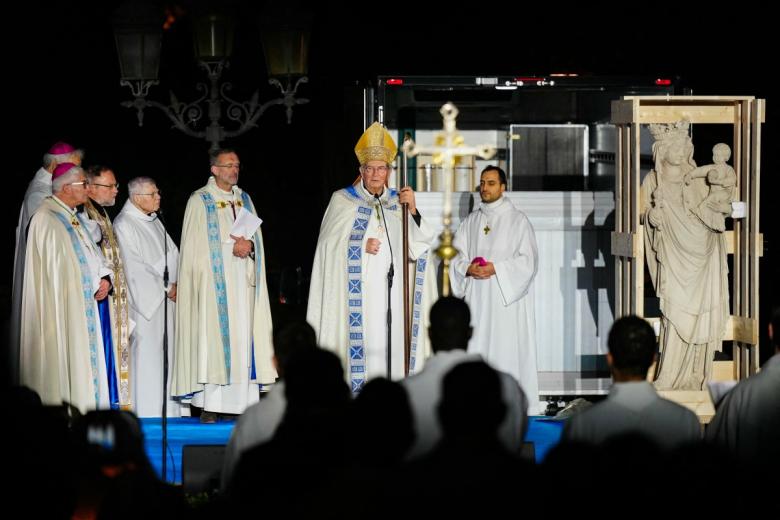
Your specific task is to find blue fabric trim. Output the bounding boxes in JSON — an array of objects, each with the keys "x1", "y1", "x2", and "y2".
[
  {"x1": 52, "y1": 211, "x2": 101, "y2": 408},
  {"x1": 98, "y1": 298, "x2": 120, "y2": 409},
  {"x1": 199, "y1": 193, "x2": 232, "y2": 382},
  {"x1": 343, "y1": 188, "x2": 372, "y2": 393},
  {"x1": 345, "y1": 184, "x2": 398, "y2": 203},
  {"x1": 409, "y1": 252, "x2": 428, "y2": 373},
  {"x1": 339, "y1": 186, "x2": 422, "y2": 384}
]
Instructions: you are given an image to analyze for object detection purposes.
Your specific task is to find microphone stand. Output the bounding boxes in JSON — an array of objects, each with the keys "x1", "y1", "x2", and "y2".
[
  {"x1": 374, "y1": 193, "x2": 394, "y2": 379},
  {"x1": 158, "y1": 208, "x2": 170, "y2": 481}
]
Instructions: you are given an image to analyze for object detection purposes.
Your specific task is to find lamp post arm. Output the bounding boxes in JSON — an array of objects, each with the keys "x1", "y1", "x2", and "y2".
[{"x1": 119, "y1": 61, "x2": 308, "y2": 150}]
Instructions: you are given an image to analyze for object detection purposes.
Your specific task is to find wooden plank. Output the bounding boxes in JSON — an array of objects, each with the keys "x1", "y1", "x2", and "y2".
[
  {"x1": 636, "y1": 105, "x2": 737, "y2": 124},
  {"x1": 750, "y1": 99, "x2": 763, "y2": 372},
  {"x1": 730, "y1": 315, "x2": 759, "y2": 345},
  {"x1": 613, "y1": 96, "x2": 766, "y2": 124},
  {"x1": 625, "y1": 95, "x2": 756, "y2": 101},
  {"x1": 724, "y1": 231, "x2": 764, "y2": 257},
  {"x1": 712, "y1": 361, "x2": 735, "y2": 382},
  {"x1": 631, "y1": 120, "x2": 643, "y2": 315}
]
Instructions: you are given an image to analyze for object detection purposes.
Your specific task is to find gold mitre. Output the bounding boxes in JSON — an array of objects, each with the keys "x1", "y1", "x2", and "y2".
[
  {"x1": 648, "y1": 119, "x2": 690, "y2": 143},
  {"x1": 354, "y1": 122, "x2": 397, "y2": 165}
]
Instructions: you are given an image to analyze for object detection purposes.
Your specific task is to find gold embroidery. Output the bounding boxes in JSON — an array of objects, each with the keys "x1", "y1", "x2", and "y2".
[
  {"x1": 215, "y1": 200, "x2": 244, "y2": 209},
  {"x1": 85, "y1": 200, "x2": 132, "y2": 410}
]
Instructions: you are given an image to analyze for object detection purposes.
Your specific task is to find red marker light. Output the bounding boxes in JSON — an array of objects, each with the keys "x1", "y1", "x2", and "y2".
[
  {"x1": 386, "y1": 78, "x2": 404, "y2": 86},
  {"x1": 655, "y1": 78, "x2": 672, "y2": 86}
]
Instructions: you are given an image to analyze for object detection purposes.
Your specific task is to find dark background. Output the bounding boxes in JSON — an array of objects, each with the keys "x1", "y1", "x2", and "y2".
[{"x1": 3, "y1": 1, "x2": 777, "y2": 362}]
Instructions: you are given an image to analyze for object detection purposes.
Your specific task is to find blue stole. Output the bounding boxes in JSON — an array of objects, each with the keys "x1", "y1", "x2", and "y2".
[
  {"x1": 52, "y1": 211, "x2": 102, "y2": 408},
  {"x1": 98, "y1": 298, "x2": 120, "y2": 409},
  {"x1": 342, "y1": 186, "x2": 428, "y2": 391},
  {"x1": 199, "y1": 191, "x2": 264, "y2": 384}
]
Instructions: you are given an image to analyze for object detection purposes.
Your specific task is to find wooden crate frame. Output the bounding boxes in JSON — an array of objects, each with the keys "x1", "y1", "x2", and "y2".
[{"x1": 611, "y1": 96, "x2": 765, "y2": 380}]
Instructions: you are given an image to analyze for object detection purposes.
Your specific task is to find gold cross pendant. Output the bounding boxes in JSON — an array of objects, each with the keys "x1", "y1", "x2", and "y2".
[{"x1": 483, "y1": 225, "x2": 491, "y2": 235}]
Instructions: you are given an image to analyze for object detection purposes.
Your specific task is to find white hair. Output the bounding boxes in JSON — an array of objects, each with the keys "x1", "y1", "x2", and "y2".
[
  {"x1": 43, "y1": 149, "x2": 84, "y2": 170},
  {"x1": 52, "y1": 166, "x2": 85, "y2": 193},
  {"x1": 127, "y1": 176, "x2": 157, "y2": 196}
]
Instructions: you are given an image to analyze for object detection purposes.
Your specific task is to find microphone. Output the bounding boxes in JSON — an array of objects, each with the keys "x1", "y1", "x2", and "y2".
[
  {"x1": 156, "y1": 208, "x2": 169, "y2": 287},
  {"x1": 374, "y1": 193, "x2": 395, "y2": 287}
]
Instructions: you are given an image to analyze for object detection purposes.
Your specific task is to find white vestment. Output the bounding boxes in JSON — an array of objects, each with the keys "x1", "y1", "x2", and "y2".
[
  {"x1": 114, "y1": 199, "x2": 182, "y2": 417},
  {"x1": 450, "y1": 195, "x2": 541, "y2": 414},
  {"x1": 401, "y1": 349, "x2": 529, "y2": 459},
  {"x1": 173, "y1": 177, "x2": 276, "y2": 414},
  {"x1": 10, "y1": 168, "x2": 51, "y2": 384},
  {"x1": 21, "y1": 196, "x2": 114, "y2": 412},
  {"x1": 307, "y1": 184, "x2": 437, "y2": 390},
  {"x1": 563, "y1": 381, "x2": 701, "y2": 448}
]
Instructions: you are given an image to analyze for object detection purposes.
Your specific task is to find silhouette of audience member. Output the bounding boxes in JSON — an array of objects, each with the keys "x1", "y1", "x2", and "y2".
[
  {"x1": 221, "y1": 320, "x2": 318, "y2": 489},
  {"x1": 314, "y1": 378, "x2": 417, "y2": 518},
  {"x1": 351, "y1": 378, "x2": 414, "y2": 468},
  {"x1": 226, "y1": 348, "x2": 351, "y2": 516},
  {"x1": 402, "y1": 296, "x2": 528, "y2": 459},
  {"x1": 706, "y1": 305, "x2": 780, "y2": 469},
  {"x1": 563, "y1": 315, "x2": 701, "y2": 448},
  {"x1": 8, "y1": 386, "x2": 78, "y2": 517},
  {"x1": 403, "y1": 361, "x2": 533, "y2": 516},
  {"x1": 71, "y1": 410, "x2": 187, "y2": 518}
]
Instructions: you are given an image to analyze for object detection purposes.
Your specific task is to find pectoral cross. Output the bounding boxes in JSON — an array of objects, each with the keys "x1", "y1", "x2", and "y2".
[
  {"x1": 483, "y1": 225, "x2": 491, "y2": 235},
  {"x1": 402, "y1": 103, "x2": 496, "y2": 296}
]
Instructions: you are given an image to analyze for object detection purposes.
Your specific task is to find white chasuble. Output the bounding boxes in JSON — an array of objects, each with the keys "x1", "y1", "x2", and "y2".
[
  {"x1": 173, "y1": 177, "x2": 276, "y2": 414},
  {"x1": 10, "y1": 168, "x2": 52, "y2": 384},
  {"x1": 21, "y1": 196, "x2": 113, "y2": 412},
  {"x1": 450, "y1": 196, "x2": 541, "y2": 414},
  {"x1": 307, "y1": 184, "x2": 437, "y2": 391}
]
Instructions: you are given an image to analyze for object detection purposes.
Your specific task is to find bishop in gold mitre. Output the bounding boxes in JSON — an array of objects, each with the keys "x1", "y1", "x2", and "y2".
[{"x1": 306, "y1": 122, "x2": 438, "y2": 391}]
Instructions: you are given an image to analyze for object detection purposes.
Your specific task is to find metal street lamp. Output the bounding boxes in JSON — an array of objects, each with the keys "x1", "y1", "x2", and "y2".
[{"x1": 112, "y1": 2, "x2": 309, "y2": 152}]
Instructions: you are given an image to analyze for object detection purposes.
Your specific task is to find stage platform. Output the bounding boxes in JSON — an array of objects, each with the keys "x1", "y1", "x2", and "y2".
[{"x1": 141, "y1": 416, "x2": 566, "y2": 484}]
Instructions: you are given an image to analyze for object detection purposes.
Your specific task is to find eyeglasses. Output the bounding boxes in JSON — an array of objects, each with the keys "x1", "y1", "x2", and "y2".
[
  {"x1": 92, "y1": 182, "x2": 120, "y2": 189},
  {"x1": 137, "y1": 190, "x2": 162, "y2": 197},
  {"x1": 215, "y1": 163, "x2": 241, "y2": 170},
  {"x1": 69, "y1": 181, "x2": 88, "y2": 187},
  {"x1": 361, "y1": 165, "x2": 390, "y2": 174}
]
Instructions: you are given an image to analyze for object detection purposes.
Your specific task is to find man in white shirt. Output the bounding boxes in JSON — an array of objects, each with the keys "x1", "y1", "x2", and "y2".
[
  {"x1": 114, "y1": 176, "x2": 181, "y2": 417},
  {"x1": 402, "y1": 296, "x2": 528, "y2": 459},
  {"x1": 450, "y1": 166, "x2": 540, "y2": 413},
  {"x1": 563, "y1": 315, "x2": 701, "y2": 448}
]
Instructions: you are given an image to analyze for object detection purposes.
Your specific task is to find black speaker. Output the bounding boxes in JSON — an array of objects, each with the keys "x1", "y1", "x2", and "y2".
[{"x1": 181, "y1": 444, "x2": 226, "y2": 494}]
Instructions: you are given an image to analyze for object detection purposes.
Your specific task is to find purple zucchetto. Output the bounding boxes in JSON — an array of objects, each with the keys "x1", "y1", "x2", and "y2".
[
  {"x1": 52, "y1": 162, "x2": 79, "y2": 179},
  {"x1": 47, "y1": 141, "x2": 77, "y2": 155}
]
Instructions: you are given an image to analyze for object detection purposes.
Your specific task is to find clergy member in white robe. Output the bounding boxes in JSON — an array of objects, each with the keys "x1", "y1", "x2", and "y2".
[
  {"x1": 21, "y1": 163, "x2": 114, "y2": 413},
  {"x1": 80, "y1": 165, "x2": 132, "y2": 410},
  {"x1": 173, "y1": 149, "x2": 276, "y2": 421},
  {"x1": 307, "y1": 122, "x2": 437, "y2": 391},
  {"x1": 114, "y1": 177, "x2": 182, "y2": 417},
  {"x1": 450, "y1": 166, "x2": 541, "y2": 414},
  {"x1": 10, "y1": 141, "x2": 82, "y2": 385}
]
